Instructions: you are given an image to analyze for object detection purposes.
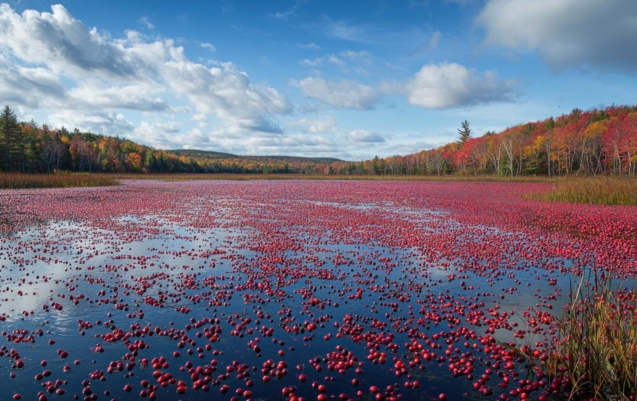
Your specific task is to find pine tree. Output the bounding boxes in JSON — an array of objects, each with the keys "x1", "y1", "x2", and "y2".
[
  {"x1": 0, "y1": 105, "x2": 22, "y2": 171},
  {"x1": 457, "y1": 120, "x2": 472, "y2": 149},
  {"x1": 144, "y1": 151, "x2": 157, "y2": 173}
]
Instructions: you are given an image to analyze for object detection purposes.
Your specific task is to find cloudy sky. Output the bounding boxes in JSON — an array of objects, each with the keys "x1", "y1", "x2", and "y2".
[{"x1": 0, "y1": 0, "x2": 636, "y2": 160}]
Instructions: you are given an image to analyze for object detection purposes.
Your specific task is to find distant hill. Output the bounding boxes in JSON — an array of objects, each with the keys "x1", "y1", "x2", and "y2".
[{"x1": 167, "y1": 149, "x2": 343, "y2": 164}]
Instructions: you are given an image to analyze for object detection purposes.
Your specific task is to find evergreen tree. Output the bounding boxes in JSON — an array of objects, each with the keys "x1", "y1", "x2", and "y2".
[
  {"x1": 544, "y1": 117, "x2": 555, "y2": 131},
  {"x1": 0, "y1": 105, "x2": 22, "y2": 171},
  {"x1": 457, "y1": 120, "x2": 472, "y2": 149},
  {"x1": 24, "y1": 135, "x2": 42, "y2": 172},
  {"x1": 372, "y1": 156, "x2": 380, "y2": 174},
  {"x1": 144, "y1": 151, "x2": 157, "y2": 172}
]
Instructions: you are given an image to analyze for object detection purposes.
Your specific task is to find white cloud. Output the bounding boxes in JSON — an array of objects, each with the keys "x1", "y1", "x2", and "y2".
[
  {"x1": 200, "y1": 42, "x2": 216, "y2": 51},
  {"x1": 67, "y1": 81, "x2": 169, "y2": 111},
  {"x1": 384, "y1": 62, "x2": 515, "y2": 109},
  {"x1": 291, "y1": 77, "x2": 380, "y2": 110},
  {"x1": 0, "y1": 4, "x2": 291, "y2": 140},
  {"x1": 298, "y1": 50, "x2": 384, "y2": 77},
  {"x1": 339, "y1": 50, "x2": 373, "y2": 65},
  {"x1": 0, "y1": 54, "x2": 66, "y2": 108},
  {"x1": 347, "y1": 129, "x2": 386, "y2": 143},
  {"x1": 163, "y1": 60, "x2": 291, "y2": 132},
  {"x1": 0, "y1": 4, "x2": 149, "y2": 80},
  {"x1": 410, "y1": 31, "x2": 443, "y2": 57},
  {"x1": 319, "y1": 19, "x2": 429, "y2": 47},
  {"x1": 271, "y1": 0, "x2": 308, "y2": 20},
  {"x1": 48, "y1": 110, "x2": 135, "y2": 136},
  {"x1": 382, "y1": 140, "x2": 445, "y2": 155},
  {"x1": 129, "y1": 120, "x2": 183, "y2": 148},
  {"x1": 475, "y1": 0, "x2": 637, "y2": 71},
  {"x1": 299, "y1": 57, "x2": 323, "y2": 67},
  {"x1": 298, "y1": 54, "x2": 346, "y2": 68},
  {"x1": 297, "y1": 42, "x2": 320, "y2": 50},
  {"x1": 290, "y1": 116, "x2": 337, "y2": 134},
  {"x1": 139, "y1": 17, "x2": 154, "y2": 30},
  {"x1": 322, "y1": 20, "x2": 369, "y2": 43},
  {"x1": 327, "y1": 55, "x2": 346, "y2": 68}
]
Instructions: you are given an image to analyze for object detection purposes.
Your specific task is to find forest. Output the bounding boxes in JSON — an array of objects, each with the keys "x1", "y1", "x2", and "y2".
[
  {"x1": 0, "y1": 105, "x2": 342, "y2": 175},
  {"x1": 1, "y1": 104, "x2": 636, "y2": 176},
  {"x1": 348, "y1": 105, "x2": 637, "y2": 177}
]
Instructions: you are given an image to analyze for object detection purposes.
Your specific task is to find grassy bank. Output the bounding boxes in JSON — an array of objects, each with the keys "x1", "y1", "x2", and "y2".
[
  {"x1": 0, "y1": 173, "x2": 119, "y2": 189},
  {"x1": 525, "y1": 178, "x2": 637, "y2": 206},
  {"x1": 545, "y1": 276, "x2": 637, "y2": 400}
]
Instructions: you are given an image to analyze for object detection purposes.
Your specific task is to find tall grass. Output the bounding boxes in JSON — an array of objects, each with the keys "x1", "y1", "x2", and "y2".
[
  {"x1": 547, "y1": 275, "x2": 637, "y2": 400},
  {"x1": 526, "y1": 178, "x2": 637, "y2": 206},
  {"x1": 0, "y1": 173, "x2": 119, "y2": 189}
]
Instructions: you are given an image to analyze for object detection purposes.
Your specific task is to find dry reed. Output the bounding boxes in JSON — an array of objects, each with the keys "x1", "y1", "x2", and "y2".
[{"x1": 0, "y1": 173, "x2": 119, "y2": 189}]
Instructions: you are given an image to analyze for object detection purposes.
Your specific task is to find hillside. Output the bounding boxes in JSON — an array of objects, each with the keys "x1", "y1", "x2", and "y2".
[
  {"x1": 167, "y1": 149, "x2": 342, "y2": 164},
  {"x1": 348, "y1": 105, "x2": 637, "y2": 177}
]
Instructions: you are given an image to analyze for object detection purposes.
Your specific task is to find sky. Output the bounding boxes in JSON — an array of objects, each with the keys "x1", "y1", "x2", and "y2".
[{"x1": 0, "y1": 0, "x2": 636, "y2": 160}]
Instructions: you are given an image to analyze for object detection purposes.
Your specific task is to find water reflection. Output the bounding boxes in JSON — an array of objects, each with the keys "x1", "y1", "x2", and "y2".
[{"x1": 0, "y1": 198, "x2": 614, "y2": 401}]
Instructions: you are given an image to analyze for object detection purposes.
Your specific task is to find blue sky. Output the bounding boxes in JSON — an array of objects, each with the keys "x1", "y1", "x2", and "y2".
[{"x1": 1, "y1": 0, "x2": 636, "y2": 159}]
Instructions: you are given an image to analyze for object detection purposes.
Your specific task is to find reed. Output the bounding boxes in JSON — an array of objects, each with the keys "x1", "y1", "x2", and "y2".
[
  {"x1": 526, "y1": 178, "x2": 637, "y2": 206},
  {"x1": 0, "y1": 173, "x2": 119, "y2": 189},
  {"x1": 546, "y1": 274, "x2": 637, "y2": 400}
]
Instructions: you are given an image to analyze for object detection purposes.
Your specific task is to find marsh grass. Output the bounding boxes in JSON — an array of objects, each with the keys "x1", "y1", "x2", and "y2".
[
  {"x1": 526, "y1": 178, "x2": 637, "y2": 206},
  {"x1": 547, "y1": 274, "x2": 637, "y2": 400},
  {"x1": 0, "y1": 173, "x2": 119, "y2": 189}
]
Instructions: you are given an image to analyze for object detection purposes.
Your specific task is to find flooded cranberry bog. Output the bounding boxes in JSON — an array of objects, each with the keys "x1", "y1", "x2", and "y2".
[{"x1": 1, "y1": 180, "x2": 636, "y2": 401}]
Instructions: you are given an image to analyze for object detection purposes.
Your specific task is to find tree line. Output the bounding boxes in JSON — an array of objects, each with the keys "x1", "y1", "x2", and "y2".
[
  {"x1": 345, "y1": 106, "x2": 637, "y2": 177},
  {"x1": 0, "y1": 105, "x2": 333, "y2": 174},
  {"x1": 1, "y1": 104, "x2": 636, "y2": 176}
]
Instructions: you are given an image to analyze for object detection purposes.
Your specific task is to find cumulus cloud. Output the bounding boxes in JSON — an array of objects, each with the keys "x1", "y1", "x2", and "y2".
[
  {"x1": 475, "y1": 0, "x2": 637, "y2": 71},
  {"x1": 162, "y1": 60, "x2": 291, "y2": 132},
  {"x1": 0, "y1": 4, "x2": 147, "y2": 79},
  {"x1": 129, "y1": 120, "x2": 185, "y2": 148},
  {"x1": 0, "y1": 3, "x2": 403, "y2": 159},
  {"x1": 347, "y1": 129, "x2": 386, "y2": 143},
  {"x1": 0, "y1": 4, "x2": 291, "y2": 141},
  {"x1": 384, "y1": 62, "x2": 515, "y2": 109},
  {"x1": 48, "y1": 110, "x2": 135, "y2": 136},
  {"x1": 291, "y1": 77, "x2": 380, "y2": 110},
  {"x1": 67, "y1": 82, "x2": 170, "y2": 111},
  {"x1": 0, "y1": 54, "x2": 66, "y2": 108},
  {"x1": 290, "y1": 116, "x2": 337, "y2": 134}
]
